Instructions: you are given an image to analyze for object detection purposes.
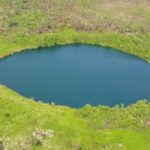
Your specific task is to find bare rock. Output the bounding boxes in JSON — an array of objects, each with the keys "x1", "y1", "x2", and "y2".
[{"x1": 32, "y1": 128, "x2": 54, "y2": 146}]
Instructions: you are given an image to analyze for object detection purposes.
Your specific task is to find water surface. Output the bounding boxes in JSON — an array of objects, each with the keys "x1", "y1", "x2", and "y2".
[{"x1": 0, "y1": 45, "x2": 150, "y2": 107}]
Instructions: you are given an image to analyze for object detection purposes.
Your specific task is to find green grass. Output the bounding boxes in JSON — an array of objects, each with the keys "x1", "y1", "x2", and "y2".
[
  {"x1": 0, "y1": 29, "x2": 150, "y2": 62},
  {"x1": 0, "y1": 85, "x2": 150, "y2": 149},
  {"x1": 0, "y1": 0, "x2": 150, "y2": 62}
]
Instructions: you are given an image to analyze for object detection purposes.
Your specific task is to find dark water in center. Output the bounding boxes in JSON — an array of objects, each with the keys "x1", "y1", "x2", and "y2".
[{"x1": 0, "y1": 45, "x2": 150, "y2": 107}]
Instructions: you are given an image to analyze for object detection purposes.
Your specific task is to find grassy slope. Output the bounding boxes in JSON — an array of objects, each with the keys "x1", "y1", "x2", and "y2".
[
  {"x1": 0, "y1": 0, "x2": 150, "y2": 61},
  {"x1": 0, "y1": 29, "x2": 150, "y2": 62},
  {"x1": 0, "y1": 85, "x2": 150, "y2": 149}
]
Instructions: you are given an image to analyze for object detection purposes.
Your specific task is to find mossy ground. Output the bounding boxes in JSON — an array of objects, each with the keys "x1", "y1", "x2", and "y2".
[{"x1": 0, "y1": 85, "x2": 150, "y2": 149}]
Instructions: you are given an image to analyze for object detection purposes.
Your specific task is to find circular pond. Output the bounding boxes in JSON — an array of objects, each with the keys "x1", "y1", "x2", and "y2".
[{"x1": 0, "y1": 45, "x2": 150, "y2": 107}]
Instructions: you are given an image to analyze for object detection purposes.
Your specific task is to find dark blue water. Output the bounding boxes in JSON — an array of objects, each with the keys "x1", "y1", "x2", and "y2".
[{"x1": 0, "y1": 45, "x2": 150, "y2": 107}]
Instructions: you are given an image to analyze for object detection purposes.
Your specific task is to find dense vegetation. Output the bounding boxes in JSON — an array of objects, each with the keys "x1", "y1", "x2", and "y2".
[
  {"x1": 0, "y1": 85, "x2": 150, "y2": 149},
  {"x1": 0, "y1": 0, "x2": 150, "y2": 61}
]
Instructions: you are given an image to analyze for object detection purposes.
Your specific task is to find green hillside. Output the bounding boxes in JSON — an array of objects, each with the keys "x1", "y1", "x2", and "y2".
[
  {"x1": 0, "y1": 0, "x2": 150, "y2": 61},
  {"x1": 0, "y1": 85, "x2": 150, "y2": 149}
]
